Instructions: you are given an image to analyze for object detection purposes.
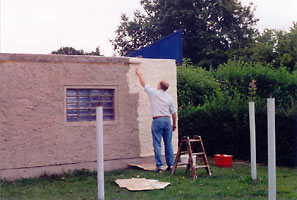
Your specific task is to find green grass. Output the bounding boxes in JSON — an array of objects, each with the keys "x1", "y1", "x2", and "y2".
[{"x1": 1, "y1": 163, "x2": 297, "y2": 200}]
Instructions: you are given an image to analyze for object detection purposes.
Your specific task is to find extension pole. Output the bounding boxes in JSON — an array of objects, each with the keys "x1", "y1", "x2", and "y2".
[
  {"x1": 96, "y1": 107, "x2": 104, "y2": 200},
  {"x1": 249, "y1": 102, "x2": 257, "y2": 180},
  {"x1": 267, "y1": 98, "x2": 276, "y2": 200}
]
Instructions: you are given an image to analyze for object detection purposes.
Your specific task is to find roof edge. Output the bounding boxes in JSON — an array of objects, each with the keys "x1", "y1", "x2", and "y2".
[{"x1": 0, "y1": 53, "x2": 130, "y2": 65}]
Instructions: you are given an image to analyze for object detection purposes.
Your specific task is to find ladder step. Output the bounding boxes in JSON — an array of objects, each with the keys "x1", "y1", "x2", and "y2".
[
  {"x1": 188, "y1": 139, "x2": 201, "y2": 142},
  {"x1": 192, "y1": 152, "x2": 205, "y2": 156},
  {"x1": 179, "y1": 152, "x2": 205, "y2": 156},
  {"x1": 194, "y1": 165, "x2": 209, "y2": 169},
  {"x1": 177, "y1": 163, "x2": 210, "y2": 168}
]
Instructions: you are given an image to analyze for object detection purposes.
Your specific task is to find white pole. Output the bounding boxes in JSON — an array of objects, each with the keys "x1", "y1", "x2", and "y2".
[
  {"x1": 267, "y1": 98, "x2": 276, "y2": 200},
  {"x1": 249, "y1": 102, "x2": 257, "y2": 180},
  {"x1": 96, "y1": 107, "x2": 104, "y2": 200}
]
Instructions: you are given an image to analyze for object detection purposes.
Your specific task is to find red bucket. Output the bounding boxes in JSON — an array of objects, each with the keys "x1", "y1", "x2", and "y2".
[{"x1": 214, "y1": 154, "x2": 233, "y2": 167}]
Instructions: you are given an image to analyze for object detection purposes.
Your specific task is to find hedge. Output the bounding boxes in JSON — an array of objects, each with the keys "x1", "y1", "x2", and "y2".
[{"x1": 178, "y1": 60, "x2": 297, "y2": 167}]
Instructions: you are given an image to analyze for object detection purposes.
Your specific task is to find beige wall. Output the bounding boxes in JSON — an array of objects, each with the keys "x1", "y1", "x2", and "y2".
[
  {"x1": 127, "y1": 58, "x2": 178, "y2": 157},
  {"x1": 0, "y1": 53, "x2": 177, "y2": 180}
]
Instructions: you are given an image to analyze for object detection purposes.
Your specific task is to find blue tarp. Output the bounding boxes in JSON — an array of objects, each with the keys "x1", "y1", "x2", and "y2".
[{"x1": 126, "y1": 30, "x2": 183, "y2": 65}]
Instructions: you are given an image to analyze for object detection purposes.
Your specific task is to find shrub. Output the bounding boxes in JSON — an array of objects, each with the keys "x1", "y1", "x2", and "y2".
[
  {"x1": 178, "y1": 60, "x2": 297, "y2": 167},
  {"x1": 179, "y1": 106, "x2": 297, "y2": 167},
  {"x1": 212, "y1": 60, "x2": 297, "y2": 110},
  {"x1": 177, "y1": 59, "x2": 219, "y2": 107}
]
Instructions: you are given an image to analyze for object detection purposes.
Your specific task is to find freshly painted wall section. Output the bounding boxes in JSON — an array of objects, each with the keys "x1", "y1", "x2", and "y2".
[{"x1": 127, "y1": 58, "x2": 178, "y2": 157}]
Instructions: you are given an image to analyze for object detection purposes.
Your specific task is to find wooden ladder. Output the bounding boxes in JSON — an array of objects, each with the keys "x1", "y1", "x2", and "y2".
[{"x1": 171, "y1": 135, "x2": 211, "y2": 180}]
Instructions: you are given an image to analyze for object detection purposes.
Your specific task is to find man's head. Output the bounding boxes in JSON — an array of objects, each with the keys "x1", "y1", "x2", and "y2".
[{"x1": 158, "y1": 80, "x2": 169, "y2": 91}]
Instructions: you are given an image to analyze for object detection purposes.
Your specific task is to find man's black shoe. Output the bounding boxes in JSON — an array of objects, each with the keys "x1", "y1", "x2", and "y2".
[{"x1": 165, "y1": 166, "x2": 172, "y2": 172}]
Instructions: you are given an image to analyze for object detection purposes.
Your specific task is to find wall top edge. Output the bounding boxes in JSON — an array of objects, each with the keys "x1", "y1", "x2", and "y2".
[
  {"x1": 127, "y1": 57, "x2": 177, "y2": 64},
  {"x1": 0, "y1": 53, "x2": 130, "y2": 65}
]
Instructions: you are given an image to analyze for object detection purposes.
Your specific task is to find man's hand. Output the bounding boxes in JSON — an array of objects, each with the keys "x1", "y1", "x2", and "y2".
[
  {"x1": 172, "y1": 124, "x2": 177, "y2": 132},
  {"x1": 172, "y1": 113, "x2": 177, "y2": 131}
]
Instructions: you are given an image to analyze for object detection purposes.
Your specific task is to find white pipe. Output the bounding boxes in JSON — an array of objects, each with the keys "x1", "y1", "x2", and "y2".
[
  {"x1": 267, "y1": 98, "x2": 276, "y2": 200},
  {"x1": 249, "y1": 102, "x2": 257, "y2": 180},
  {"x1": 96, "y1": 107, "x2": 104, "y2": 200}
]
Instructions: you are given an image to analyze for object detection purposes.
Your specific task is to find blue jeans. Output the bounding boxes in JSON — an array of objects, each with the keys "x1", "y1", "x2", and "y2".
[{"x1": 151, "y1": 117, "x2": 174, "y2": 167}]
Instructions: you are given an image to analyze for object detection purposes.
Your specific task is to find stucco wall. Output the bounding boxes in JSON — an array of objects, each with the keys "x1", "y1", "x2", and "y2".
[
  {"x1": 127, "y1": 58, "x2": 178, "y2": 157},
  {"x1": 0, "y1": 53, "x2": 178, "y2": 179}
]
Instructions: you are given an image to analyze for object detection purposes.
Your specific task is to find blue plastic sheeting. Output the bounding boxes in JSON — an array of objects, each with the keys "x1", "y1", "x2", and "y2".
[{"x1": 126, "y1": 30, "x2": 183, "y2": 65}]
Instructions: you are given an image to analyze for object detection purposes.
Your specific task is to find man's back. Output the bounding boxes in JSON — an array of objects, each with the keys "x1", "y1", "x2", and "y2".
[{"x1": 144, "y1": 85, "x2": 176, "y2": 118}]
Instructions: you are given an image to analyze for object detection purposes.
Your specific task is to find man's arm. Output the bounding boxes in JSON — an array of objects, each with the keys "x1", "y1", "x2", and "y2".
[
  {"x1": 172, "y1": 112, "x2": 177, "y2": 131},
  {"x1": 135, "y1": 68, "x2": 146, "y2": 88}
]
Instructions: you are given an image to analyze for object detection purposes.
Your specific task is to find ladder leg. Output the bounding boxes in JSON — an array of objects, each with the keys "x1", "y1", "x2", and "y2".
[
  {"x1": 186, "y1": 141, "x2": 195, "y2": 174},
  {"x1": 171, "y1": 137, "x2": 185, "y2": 175},
  {"x1": 195, "y1": 135, "x2": 211, "y2": 176},
  {"x1": 186, "y1": 137, "x2": 197, "y2": 180}
]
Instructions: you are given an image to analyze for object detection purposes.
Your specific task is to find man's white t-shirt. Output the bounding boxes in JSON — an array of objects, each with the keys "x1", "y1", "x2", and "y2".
[{"x1": 144, "y1": 85, "x2": 177, "y2": 118}]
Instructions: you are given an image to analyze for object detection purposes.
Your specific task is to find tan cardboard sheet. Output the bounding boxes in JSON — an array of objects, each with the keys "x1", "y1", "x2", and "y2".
[{"x1": 115, "y1": 178, "x2": 170, "y2": 191}]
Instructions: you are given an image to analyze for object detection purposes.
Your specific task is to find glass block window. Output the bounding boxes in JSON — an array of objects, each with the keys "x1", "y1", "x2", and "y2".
[{"x1": 66, "y1": 88, "x2": 114, "y2": 122}]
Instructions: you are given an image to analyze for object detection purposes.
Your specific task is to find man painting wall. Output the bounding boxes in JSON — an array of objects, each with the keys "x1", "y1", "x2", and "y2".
[{"x1": 135, "y1": 68, "x2": 177, "y2": 172}]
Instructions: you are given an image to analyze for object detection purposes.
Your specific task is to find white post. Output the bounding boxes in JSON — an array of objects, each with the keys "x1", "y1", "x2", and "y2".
[
  {"x1": 249, "y1": 102, "x2": 257, "y2": 180},
  {"x1": 267, "y1": 98, "x2": 276, "y2": 200},
  {"x1": 96, "y1": 107, "x2": 104, "y2": 200}
]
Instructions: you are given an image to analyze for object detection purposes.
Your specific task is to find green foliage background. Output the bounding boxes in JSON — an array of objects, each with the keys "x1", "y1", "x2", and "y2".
[{"x1": 178, "y1": 59, "x2": 297, "y2": 167}]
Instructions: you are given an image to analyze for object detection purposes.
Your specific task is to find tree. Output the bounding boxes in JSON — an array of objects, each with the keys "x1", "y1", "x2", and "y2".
[
  {"x1": 111, "y1": 0, "x2": 258, "y2": 69},
  {"x1": 233, "y1": 29, "x2": 277, "y2": 65},
  {"x1": 234, "y1": 22, "x2": 297, "y2": 71},
  {"x1": 52, "y1": 46, "x2": 102, "y2": 56},
  {"x1": 274, "y1": 23, "x2": 297, "y2": 71},
  {"x1": 84, "y1": 47, "x2": 102, "y2": 56}
]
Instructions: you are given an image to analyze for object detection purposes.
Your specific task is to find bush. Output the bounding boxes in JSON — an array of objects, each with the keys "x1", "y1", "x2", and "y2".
[
  {"x1": 179, "y1": 105, "x2": 297, "y2": 167},
  {"x1": 178, "y1": 60, "x2": 297, "y2": 167},
  {"x1": 212, "y1": 60, "x2": 297, "y2": 110},
  {"x1": 177, "y1": 59, "x2": 220, "y2": 107}
]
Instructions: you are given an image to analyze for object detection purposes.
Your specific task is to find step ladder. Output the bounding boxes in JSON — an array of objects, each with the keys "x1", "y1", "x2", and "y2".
[{"x1": 171, "y1": 135, "x2": 211, "y2": 180}]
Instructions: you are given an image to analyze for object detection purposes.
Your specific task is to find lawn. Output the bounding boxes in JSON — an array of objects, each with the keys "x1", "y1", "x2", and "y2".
[{"x1": 1, "y1": 162, "x2": 297, "y2": 200}]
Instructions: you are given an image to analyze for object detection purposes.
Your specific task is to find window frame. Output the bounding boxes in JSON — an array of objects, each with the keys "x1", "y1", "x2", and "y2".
[{"x1": 64, "y1": 85, "x2": 118, "y2": 126}]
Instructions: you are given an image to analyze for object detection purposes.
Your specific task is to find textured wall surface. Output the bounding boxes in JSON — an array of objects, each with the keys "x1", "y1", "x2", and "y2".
[
  {"x1": 127, "y1": 58, "x2": 178, "y2": 157},
  {"x1": 0, "y1": 53, "x2": 178, "y2": 179}
]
